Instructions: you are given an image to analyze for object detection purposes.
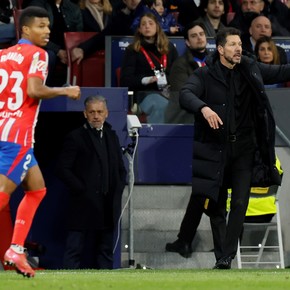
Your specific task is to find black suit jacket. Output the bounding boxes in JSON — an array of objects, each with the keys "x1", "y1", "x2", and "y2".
[{"x1": 56, "y1": 122, "x2": 126, "y2": 230}]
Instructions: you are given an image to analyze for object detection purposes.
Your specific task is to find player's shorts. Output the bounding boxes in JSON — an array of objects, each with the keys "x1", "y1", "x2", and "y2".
[{"x1": 0, "y1": 141, "x2": 37, "y2": 185}]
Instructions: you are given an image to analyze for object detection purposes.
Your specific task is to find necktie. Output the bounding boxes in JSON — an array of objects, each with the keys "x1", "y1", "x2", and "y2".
[
  {"x1": 96, "y1": 129, "x2": 103, "y2": 143},
  {"x1": 97, "y1": 129, "x2": 102, "y2": 138}
]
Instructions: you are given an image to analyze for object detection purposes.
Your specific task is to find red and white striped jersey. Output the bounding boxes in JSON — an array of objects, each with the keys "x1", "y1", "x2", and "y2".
[{"x1": 0, "y1": 41, "x2": 48, "y2": 147}]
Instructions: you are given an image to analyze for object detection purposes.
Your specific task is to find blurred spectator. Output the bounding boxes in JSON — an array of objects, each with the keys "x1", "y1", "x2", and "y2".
[
  {"x1": 148, "y1": 0, "x2": 182, "y2": 35},
  {"x1": 79, "y1": 0, "x2": 112, "y2": 32},
  {"x1": 242, "y1": 15, "x2": 288, "y2": 64},
  {"x1": 120, "y1": 13, "x2": 178, "y2": 123},
  {"x1": 228, "y1": 0, "x2": 262, "y2": 35},
  {"x1": 26, "y1": 0, "x2": 83, "y2": 85},
  {"x1": 165, "y1": 21, "x2": 209, "y2": 123},
  {"x1": 174, "y1": 0, "x2": 200, "y2": 28},
  {"x1": 255, "y1": 36, "x2": 285, "y2": 88},
  {"x1": 71, "y1": 0, "x2": 147, "y2": 64},
  {"x1": 197, "y1": 0, "x2": 229, "y2": 37},
  {"x1": 0, "y1": 0, "x2": 16, "y2": 47},
  {"x1": 229, "y1": 0, "x2": 290, "y2": 36}
]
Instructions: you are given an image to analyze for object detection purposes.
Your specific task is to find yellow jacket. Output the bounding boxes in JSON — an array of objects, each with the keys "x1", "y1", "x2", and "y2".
[{"x1": 227, "y1": 158, "x2": 283, "y2": 216}]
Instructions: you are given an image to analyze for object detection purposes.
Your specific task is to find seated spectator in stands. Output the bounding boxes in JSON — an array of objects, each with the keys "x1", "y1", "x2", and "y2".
[
  {"x1": 26, "y1": 0, "x2": 83, "y2": 85},
  {"x1": 120, "y1": 13, "x2": 178, "y2": 123},
  {"x1": 148, "y1": 0, "x2": 182, "y2": 35},
  {"x1": 242, "y1": 15, "x2": 288, "y2": 64},
  {"x1": 228, "y1": 0, "x2": 262, "y2": 35},
  {"x1": 71, "y1": 0, "x2": 147, "y2": 64},
  {"x1": 0, "y1": 0, "x2": 15, "y2": 47},
  {"x1": 165, "y1": 21, "x2": 209, "y2": 124},
  {"x1": 173, "y1": 0, "x2": 200, "y2": 28},
  {"x1": 229, "y1": 0, "x2": 290, "y2": 36},
  {"x1": 80, "y1": 0, "x2": 112, "y2": 32},
  {"x1": 196, "y1": 0, "x2": 229, "y2": 37},
  {"x1": 255, "y1": 36, "x2": 285, "y2": 88}
]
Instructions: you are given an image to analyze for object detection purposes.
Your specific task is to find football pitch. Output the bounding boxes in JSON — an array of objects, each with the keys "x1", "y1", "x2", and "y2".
[{"x1": 1, "y1": 269, "x2": 290, "y2": 290}]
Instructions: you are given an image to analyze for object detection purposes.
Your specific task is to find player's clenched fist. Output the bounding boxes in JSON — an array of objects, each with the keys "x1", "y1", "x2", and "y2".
[{"x1": 65, "y1": 86, "x2": 81, "y2": 100}]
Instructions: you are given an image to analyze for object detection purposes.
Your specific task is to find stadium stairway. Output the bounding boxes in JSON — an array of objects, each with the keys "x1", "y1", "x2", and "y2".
[
  {"x1": 120, "y1": 185, "x2": 280, "y2": 270},
  {"x1": 121, "y1": 185, "x2": 217, "y2": 269}
]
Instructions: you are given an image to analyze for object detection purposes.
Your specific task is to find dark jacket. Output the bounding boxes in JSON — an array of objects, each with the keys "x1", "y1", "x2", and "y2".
[
  {"x1": 229, "y1": 0, "x2": 290, "y2": 36},
  {"x1": 165, "y1": 47, "x2": 202, "y2": 123},
  {"x1": 28, "y1": 0, "x2": 83, "y2": 53},
  {"x1": 81, "y1": 8, "x2": 111, "y2": 33},
  {"x1": 180, "y1": 52, "x2": 290, "y2": 201},
  {"x1": 120, "y1": 41, "x2": 178, "y2": 97},
  {"x1": 79, "y1": 1, "x2": 147, "y2": 55},
  {"x1": 196, "y1": 15, "x2": 225, "y2": 37},
  {"x1": 0, "y1": 0, "x2": 12, "y2": 24},
  {"x1": 56, "y1": 122, "x2": 126, "y2": 230}
]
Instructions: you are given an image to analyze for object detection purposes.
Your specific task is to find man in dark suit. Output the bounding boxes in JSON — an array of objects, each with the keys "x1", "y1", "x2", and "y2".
[{"x1": 56, "y1": 95, "x2": 127, "y2": 269}]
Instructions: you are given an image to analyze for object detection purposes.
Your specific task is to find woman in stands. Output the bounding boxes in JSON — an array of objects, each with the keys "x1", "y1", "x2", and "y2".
[
  {"x1": 120, "y1": 12, "x2": 178, "y2": 123},
  {"x1": 79, "y1": 0, "x2": 112, "y2": 32},
  {"x1": 255, "y1": 36, "x2": 285, "y2": 88}
]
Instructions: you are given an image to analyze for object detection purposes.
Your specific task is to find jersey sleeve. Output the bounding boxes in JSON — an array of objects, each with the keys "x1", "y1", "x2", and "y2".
[{"x1": 27, "y1": 49, "x2": 49, "y2": 81}]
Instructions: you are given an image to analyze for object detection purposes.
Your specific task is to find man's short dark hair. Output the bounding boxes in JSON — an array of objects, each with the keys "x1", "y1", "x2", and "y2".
[
  {"x1": 183, "y1": 21, "x2": 206, "y2": 40},
  {"x1": 19, "y1": 6, "x2": 49, "y2": 28},
  {"x1": 215, "y1": 27, "x2": 241, "y2": 47}
]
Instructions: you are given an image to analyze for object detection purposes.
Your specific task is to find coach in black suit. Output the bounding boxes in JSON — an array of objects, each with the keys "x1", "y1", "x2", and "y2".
[{"x1": 56, "y1": 95, "x2": 126, "y2": 269}]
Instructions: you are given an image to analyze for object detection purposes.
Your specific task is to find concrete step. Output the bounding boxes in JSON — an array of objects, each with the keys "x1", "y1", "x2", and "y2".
[
  {"x1": 121, "y1": 229, "x2": 213, "y2": 253},
  {"x1": 121, "y1": 251, "x2": 281, "y2": 269},
  {"x1": 121, "y1": 252, "x2": 217, "y2": 269},
  {"x1": 121, "y1": 209, "x2": 210, "y2": 231},
  {"x1": 120, "y1": 185, "x2": 283, "y2": 269},
  {"x1": 122, "y1": 185, "x2": 192, "y2": 209}
]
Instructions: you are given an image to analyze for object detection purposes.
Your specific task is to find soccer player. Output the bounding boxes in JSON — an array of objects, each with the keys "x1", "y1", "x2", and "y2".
[{"x1": 0, "y1": 6, "x2": 80, "y2": 278}]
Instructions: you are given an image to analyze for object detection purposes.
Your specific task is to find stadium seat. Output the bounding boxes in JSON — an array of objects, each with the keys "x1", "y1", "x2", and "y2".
[
  {"x1": 64, "y1": 32, "x2": 105, "y2": 87},
  {"x1": 12, "y1": 0, "x2": 23, "y2": 9},
  {"x1": 12, "y1": 8, "x2": 22, "y2": 41},
  {"x1": 236, "y1": 185, "x2": 285, "y2": 269},
  {"x1": 226, "y1": 12, "x2": 235, "y2": 25}
]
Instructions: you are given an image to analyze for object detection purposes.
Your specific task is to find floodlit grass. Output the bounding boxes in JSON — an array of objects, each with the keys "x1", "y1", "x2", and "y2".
[{"x1": 0, "y1": 269, "x2": 290, "y2": 290}]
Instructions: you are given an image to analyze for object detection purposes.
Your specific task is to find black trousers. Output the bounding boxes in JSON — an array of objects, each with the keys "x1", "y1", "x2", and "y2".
[
  {"x1": 177, "y1": 194, "x2": 209, "y2": 244},
  {"x1": 63, "y1": 228, "x2": 114, "y2": 269},
  {"x1": 209, "y1": 135, "x2": 255, "y2": 261}
]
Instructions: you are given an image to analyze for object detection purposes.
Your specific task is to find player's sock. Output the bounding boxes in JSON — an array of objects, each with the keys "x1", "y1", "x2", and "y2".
[
  {"x1": 0, "y1": 192, "x2": 10, "y2": 212},
  {"x1": 11, "y1": 188, "x2": 46, "y2": 246},
  {"x1": 10, "y1": 244, "x2": 26, "y2": 254}
]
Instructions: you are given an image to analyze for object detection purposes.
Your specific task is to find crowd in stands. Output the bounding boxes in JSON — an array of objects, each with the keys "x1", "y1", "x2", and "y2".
[{"x1": 1, "y1": 0, "x2": 290, "y2": 120}]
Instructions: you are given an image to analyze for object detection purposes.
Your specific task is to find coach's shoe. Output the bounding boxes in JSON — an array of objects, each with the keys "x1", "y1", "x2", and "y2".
[
  {"x1": 213, "y1": 256, "x2": 232, "y2": 270},
  {"x1": 4, "y1": 248, "x2": 35, "y2": 278},
  {"x1": 165, "y1": 239, "x2": 193, "y2": 258}
]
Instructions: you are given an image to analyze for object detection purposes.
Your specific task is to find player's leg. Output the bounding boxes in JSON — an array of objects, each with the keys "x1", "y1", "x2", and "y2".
[
  {"x1": 0, "y1": 174, "x2": 17, "y2": 211},
  {"x1": 0, "y1": 142, "x2": 22, "y2": 212},
  {"x1": 4, "y1": 149, "x2": 46, "y2": 278}
]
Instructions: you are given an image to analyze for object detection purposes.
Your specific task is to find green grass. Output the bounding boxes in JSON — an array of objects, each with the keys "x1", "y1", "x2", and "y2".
[
  {"x1": 0, "y1": 269, "x2": 290, "y2": 290},
  {"x1": 1, "y1": 269, "x2": 290, "y2": 290}
]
